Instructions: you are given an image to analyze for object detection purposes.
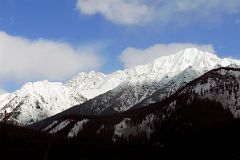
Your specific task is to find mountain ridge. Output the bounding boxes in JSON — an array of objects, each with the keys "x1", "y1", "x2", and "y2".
[
  {"x1": 30, "y1": 67, "x2": 240, "y2": 132},
  {"x1": 49, "y1": 48, "x2": 240, "y2": 116},
  {"x1": 1, "y1": 48, "x2": 240, "y2": 125},
  {"x1": 34, "y1": 67, "x2": 240, "y2": 143}
]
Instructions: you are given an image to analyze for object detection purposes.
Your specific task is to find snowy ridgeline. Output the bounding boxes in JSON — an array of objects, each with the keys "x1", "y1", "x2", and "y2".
[
  {"x1": 1, "y1": 48, "x2": 240, "y2": 125},
  {"x1": 38, "y1": 68, "x2": 240, "y2": 144},
  {"x1": 63, "y1": 48, "x2": 240, "y2": 116},
  {"x1": 70, "y1": 47, "x2": 240, "y2": 101}
]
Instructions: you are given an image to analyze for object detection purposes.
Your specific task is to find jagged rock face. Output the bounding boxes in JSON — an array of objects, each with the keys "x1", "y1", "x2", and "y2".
[{"x1": 37, "y1": 68, "x2": 240, "y2": 145}]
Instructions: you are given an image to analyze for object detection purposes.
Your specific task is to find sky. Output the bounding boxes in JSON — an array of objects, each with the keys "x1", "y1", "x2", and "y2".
[{"x1": 0, "y1": 0, "x2": 240, "y2": 92}]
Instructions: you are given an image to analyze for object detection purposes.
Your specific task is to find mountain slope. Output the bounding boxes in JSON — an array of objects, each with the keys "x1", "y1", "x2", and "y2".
[
  {"x1": 33, "y1": 67, "x2": 240, "y2": 142},
  {"x1": 63, "y1": 47, "x2": 222, "y2": 102},
  {"x1": 41, "y1": 48, "x2": 240, "y2": 117},
  {"x1": 65, "y1": 71, "x2": 107, "y2": 99},
  {"x1": 2, "y1": 48, "x2": 240, "y2": 125},
  {"x1": 5, "y1": 67, "x2": 237, "y2": 160},
  {"x1": 0, "y1": 81, "x2": 87, "y2": 125},
  {"x1": 75, "y1": 66, "x2": 201, "y2": 115}
]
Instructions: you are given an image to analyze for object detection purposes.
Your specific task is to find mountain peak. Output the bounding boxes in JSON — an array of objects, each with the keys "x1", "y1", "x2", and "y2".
[
  {"x1": 176, "y1": 47, "x2": 217, "y2": 58},
  {"x1": 73, "y1": 71, "x2": 106, "y2": 78},
  {"x1": 135, "y1": 47, "x2": 219, "y2": 78},
  {"x1": 1, "y1": 48, "x2": 240, "y2": 125},
  {"x1": 65, "y1": 71, "x2": 107, "y2": 99},
  {"x1": 180, "y1": 47, "x2": 211, "y2": 53}
]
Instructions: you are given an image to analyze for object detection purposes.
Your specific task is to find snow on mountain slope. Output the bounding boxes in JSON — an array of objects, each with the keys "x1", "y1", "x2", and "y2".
[
  {"x1": 0, "y1": 81, "x2": 87, "y2": 125},
  {"x1": 0, "y1": 93, "x2": 10, "y2": 109},
  {"x1": 53, "y1": 48, "x2": 240, "y2": 116},
  {"x1": 65, "y1": 71, "x2": 107, "y2": 99},
  {"x1": 181, "y1": 68, "x2": 240, "y2": 118},
  {"x1": 64, "y1": 48, "x2": 223, "y2": 100},
  {"x1": 2, "y1": 48, "x2": 240, "y2": 125},
  {"x1": 61, "y1": 67, "x2": 201, "y2": 116},
  {"x1": 38, "y1": 68, "x2": 240, "y2": 144},
  {"x1": 67, "y1": 119, "x2": 89, "y2": 138},
  {"x1": 134, "y1": 66, "x2": 201, "y2": 108}
]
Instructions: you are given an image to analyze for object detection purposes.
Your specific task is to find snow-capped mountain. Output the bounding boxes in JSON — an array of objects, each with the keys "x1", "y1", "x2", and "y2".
[
  {"x1": 47, "y1": 48, "x2": 240, "y2": 117},
  {"x1": 1, "y1": 48, "x2": 240, "y2": 125},
  {"x1": 37, "y1": 68, "x2": 240, "y2": 144},
  {"x1": 0, "y1": 81, "x2": 87, "y2": 125},
  {"x1": 63, "y1": 48, "x2": 220, "y2": 101},
  {"x1": 71, "y1": 48, "x2": 223, "y2": 99},
  {"x1": 5, "y1": 67, "x2": 240, "y2": 160}
]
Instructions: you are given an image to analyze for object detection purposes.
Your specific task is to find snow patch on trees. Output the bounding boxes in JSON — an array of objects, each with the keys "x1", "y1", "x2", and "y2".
[
  {"x1": 68, "y1": 119, "x2": 89, "y2": 138},
  {"x1": 112, "y1": 114, "x2": 157, "y2": 142},
  {"x1": 49, "y1": 119, "x2": 72, "y2": 134}
]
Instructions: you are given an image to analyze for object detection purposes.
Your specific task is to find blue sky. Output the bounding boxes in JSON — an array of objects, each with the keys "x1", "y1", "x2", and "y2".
[{"x1": 0, "y1": 0, "x2": 240, "y2": 92}]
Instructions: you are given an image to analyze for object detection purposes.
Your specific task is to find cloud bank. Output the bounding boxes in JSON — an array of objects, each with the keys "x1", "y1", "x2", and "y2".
[
  {"x1": 0, "y1": 88, "x2": 7, "y2": 94},
  {"x1": 119, "y1": 43, "x2": 215, "y2": 68},
  {"x1": 0, "y1": 31, "x2": 103, "y2": 83},
  {"x1": 76, "y1": 0, "x2": 152, "y2": 25},
  {"x1": 76, "y1": 0, "x2": 240, "y2": 25}
]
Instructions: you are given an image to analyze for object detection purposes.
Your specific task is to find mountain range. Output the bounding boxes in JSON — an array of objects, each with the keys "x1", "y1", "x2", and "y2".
[
  {"x1": 23, "y1": 67, "x2": 240, "y2": 160},
  {"x1": 1, "y1": 48, "x2": 240, "y2": 159},
  {"x1": 0, "y1": 48, "x2": 240, "y2": 125},
  {"x1": 32, "y1": 67, "x2": 240, "y2": 139}
]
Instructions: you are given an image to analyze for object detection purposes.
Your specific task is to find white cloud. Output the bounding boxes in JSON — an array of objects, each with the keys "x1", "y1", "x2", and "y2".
[
  {"x1": 0, "y1": 88, "x2": 7, "y2": 94},
  {"x1": 0, "y1": 31, "x2": 103, "y2": 83},
  {"x1": 119, "y1": 43, "x2": 215, "y2": 68},
  {"x1": 76, "y1": 0, "x2": 240, "y2": 25},
  {"x1": 76, "y1": 0, "x2": 152, "y2": 25},
  {"x1": 153, "y1": 0, "x2": 240, "y2": 24}
]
